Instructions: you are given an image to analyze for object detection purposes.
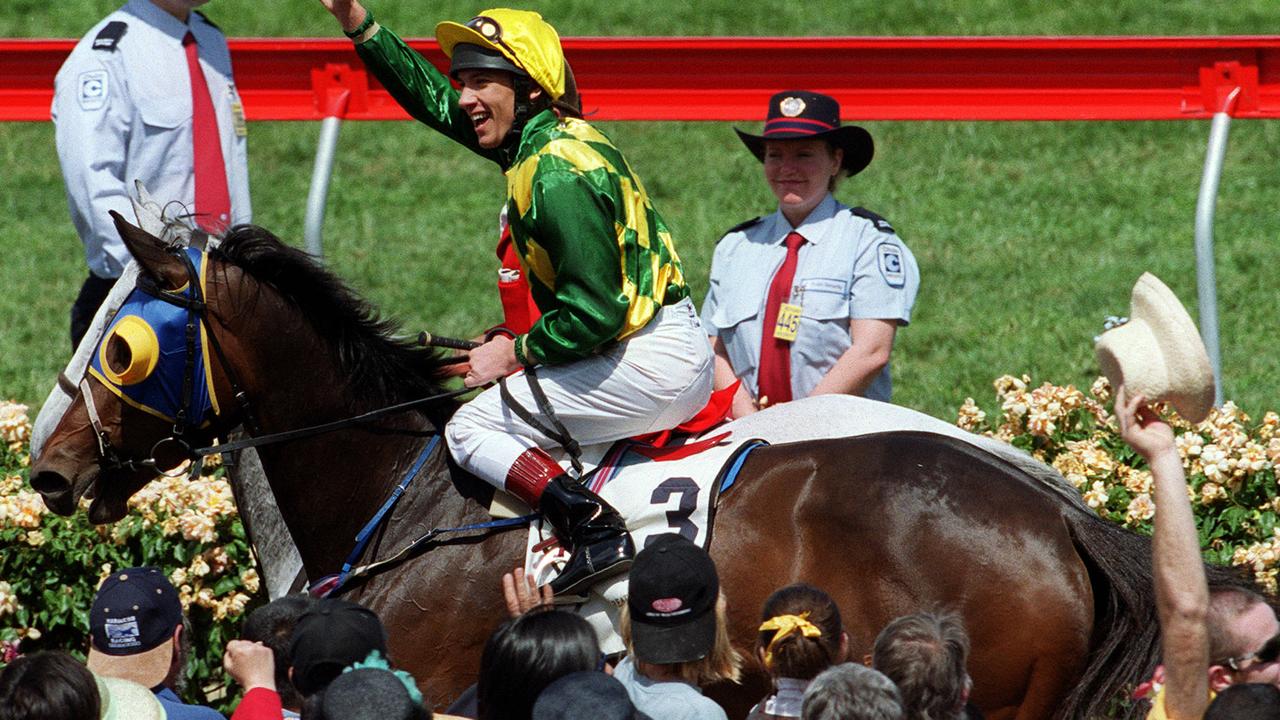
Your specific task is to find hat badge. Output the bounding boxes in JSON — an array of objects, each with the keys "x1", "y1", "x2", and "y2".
[
  {"x1": 780, "y1": 96, "x2": 806, "y2": 117},
  {"x1": 652, "y1": 597, "x2": 683, "y2": 613}
]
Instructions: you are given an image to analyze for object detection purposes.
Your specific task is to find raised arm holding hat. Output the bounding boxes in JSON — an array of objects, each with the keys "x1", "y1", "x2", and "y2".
[
  {"x1": 701, "y1": 91, "x2": 919, "y2": 418},
  {"x1": 319, "y1": 2, "x2": 711, "y2": 596}
]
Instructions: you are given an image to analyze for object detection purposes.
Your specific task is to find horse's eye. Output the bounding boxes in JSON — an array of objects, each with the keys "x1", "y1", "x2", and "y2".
[{"x1": 99, "y1": 316, "x2": 159, "y2": 386}]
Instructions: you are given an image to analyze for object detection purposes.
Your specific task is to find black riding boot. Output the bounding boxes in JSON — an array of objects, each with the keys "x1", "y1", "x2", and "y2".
[{"x1": 539, "y1": 475, "x2": 635, "y2": 596}]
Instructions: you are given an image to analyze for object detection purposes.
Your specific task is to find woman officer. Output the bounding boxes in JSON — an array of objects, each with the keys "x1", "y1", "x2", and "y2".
[
  {"x1": 319, "y1": 2, "x2": 712, "y2": 595},
  {"x1": 701, "y1": 91, "x2": 920, "y2": 418}
]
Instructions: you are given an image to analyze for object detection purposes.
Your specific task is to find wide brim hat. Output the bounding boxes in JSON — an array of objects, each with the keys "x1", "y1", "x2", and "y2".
[
  {"x1": 735, "y1": 90, "x2": 874, "y2": 177},
  {"x1": 627, "y1": 534, "x2": 719, "y2": 665},
  {"x1": 95, "y1": 675, "x2": 166, "y2": 720},
  {"x1": 1095, "y1": 272, "x2": 1216, "y2": 422},
  {"x1": 436, "y1": 9, "x2": 566, "y2": 100}
]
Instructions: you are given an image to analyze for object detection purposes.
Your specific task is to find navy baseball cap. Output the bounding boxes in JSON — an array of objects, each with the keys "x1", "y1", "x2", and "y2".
[
  {"x1": 87, "y1": 566, "x2": 183, "y2": 688},
  {"x1": 289, "y1": 598, "x2": 389, "y2": 696},
  {"x1": 627, "y1": 534, "x2": 719, "y2": 665}
]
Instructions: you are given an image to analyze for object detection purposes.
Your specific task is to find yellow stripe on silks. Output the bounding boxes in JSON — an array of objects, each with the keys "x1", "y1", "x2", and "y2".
[{"x1": 522, "y1": 238, "x2": 557, "y2": 292}]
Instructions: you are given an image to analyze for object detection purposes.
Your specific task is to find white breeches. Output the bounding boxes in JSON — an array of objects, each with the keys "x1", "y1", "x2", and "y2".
[{"x1": 446, "y1": 298, "x2": 714, "y2": 490}]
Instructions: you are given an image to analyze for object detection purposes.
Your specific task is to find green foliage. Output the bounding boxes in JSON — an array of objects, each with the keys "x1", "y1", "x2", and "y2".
[{"x1": 0, "y1": 402, "x2": 264, "y2": 714}]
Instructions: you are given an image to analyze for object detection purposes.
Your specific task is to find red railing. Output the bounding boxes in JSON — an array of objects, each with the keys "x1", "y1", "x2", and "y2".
[{"x1": 3, "y1": 36, "x2": 1280, "y2": 122}]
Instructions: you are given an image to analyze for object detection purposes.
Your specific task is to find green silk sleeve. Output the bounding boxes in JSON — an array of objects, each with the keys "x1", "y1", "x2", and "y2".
[
  {"x1": 354, "y1": 26, "x2": 504, "y2": 164},
  {"x1": 521, "y1": 170, "x2": 630, "y2": 364}
]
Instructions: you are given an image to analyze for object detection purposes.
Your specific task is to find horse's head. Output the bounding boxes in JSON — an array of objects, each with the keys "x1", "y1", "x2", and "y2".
[{"x1": 32, "y1": 212, "x2": 231, "y2": 523}]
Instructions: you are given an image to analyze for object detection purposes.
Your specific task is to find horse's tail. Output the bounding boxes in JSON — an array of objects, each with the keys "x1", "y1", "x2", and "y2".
[{"x1": 1057, "y1": 506, "x2": 1252, "y2": 719}]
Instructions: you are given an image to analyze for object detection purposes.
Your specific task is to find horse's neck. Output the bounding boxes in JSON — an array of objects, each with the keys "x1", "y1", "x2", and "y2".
[{"x1": 225, "y1": 290, "x2": 457, "y2": 579}]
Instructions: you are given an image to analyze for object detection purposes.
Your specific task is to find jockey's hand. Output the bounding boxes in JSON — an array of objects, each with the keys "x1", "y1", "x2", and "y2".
[
  {"x1": 318, "y1": 0, "x2": 368, "y2": 34},
  {"x1": 502, "y1": 565, "x2": 554, "y2": 617},
  {"x1": 465, "y1": 335, "x2": 521, "y2": 387},
  {"x1": 1116, "y1": 387, "x2": 1177, "y2": 464}
]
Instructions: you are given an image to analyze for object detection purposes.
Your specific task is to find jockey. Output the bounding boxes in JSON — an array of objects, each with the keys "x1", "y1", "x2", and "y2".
[{"x1": 321, "y1": 2, "x2": 714, "y2": 594}]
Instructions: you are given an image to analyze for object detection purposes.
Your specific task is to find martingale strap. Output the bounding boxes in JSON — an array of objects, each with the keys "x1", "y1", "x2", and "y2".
[{"x1": 335, "y1": 434, "x2": 441, "y2": 589}]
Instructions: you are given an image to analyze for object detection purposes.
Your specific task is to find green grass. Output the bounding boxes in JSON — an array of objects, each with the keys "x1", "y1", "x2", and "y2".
[{"x1": 3, "y1": 1, "x2": 1279, "y2": 422}]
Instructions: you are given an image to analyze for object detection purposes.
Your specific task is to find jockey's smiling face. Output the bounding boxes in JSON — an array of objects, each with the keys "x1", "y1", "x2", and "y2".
[{"x1": 457, "y1": 69, "x2": 543, "y2": 149}]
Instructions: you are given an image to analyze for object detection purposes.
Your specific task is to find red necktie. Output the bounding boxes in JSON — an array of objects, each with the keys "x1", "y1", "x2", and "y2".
[
  {"x1": 183, "y1": 32, "x2": 231, "y2": 233},
  {"x1": 756, "y1": 231, "x2": 805, "y2": 406}
]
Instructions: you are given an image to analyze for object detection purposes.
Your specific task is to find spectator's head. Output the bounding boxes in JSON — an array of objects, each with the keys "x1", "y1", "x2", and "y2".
[
  {"x1": 0, "y1": 651, "x2": 101, "y2": 720},
  {"x1": 757, "y1": 583, "x2": 847, "y2": 681},
  {"x1": 311, "y1": 667, "x2": 430, "y2": 720},
  {"x1": 289, "y1": 598, "x2": 389, "y2": 697},
  {"x1": 872, "y1": 612, "x2": 971, "y2": 720},
  {"x1": 477, "y1": 607, "x2": 601, "y2": 720},
  {"x1": 802, "y1": 663, "x2": 905, "y2": 720},
  {"x1": 1207, "y1": 587, "x2": 1280, "y2": 690},
  {"x1": 86, "y1": 567, "x2": 185, "y2": 690},
  {"x1": 242, "y1": 594, "x2": 315, "y2": 711},
  {"x1": 532, "y1": 671, "x2": 652, "y2": 720},
  {"x1": 1205, "y1": 682, "x2": 1280, "y2": 719},
  {"x1": 623, "y1": 533, "x2": 742, "y2": 685}
]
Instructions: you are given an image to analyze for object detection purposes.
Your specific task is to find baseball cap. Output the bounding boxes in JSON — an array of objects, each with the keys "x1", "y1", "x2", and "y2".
[
  {"x1": 533, "y1": 671, "x2": 653, "y2": 720},
  {"x1": 627, "y1": 533, "x2": 719, "y2": 665},
  {"x1": 87, "y1": 566, "x2": 183, "y2": 688},
  {"x1": 289, "y1": 598, "x2": 389, "y2": 696}
]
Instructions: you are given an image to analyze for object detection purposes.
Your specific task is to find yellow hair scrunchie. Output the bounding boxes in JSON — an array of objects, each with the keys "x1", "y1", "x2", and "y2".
[{"x1": 759, "y1": 612, "x2": 822, "y2": 668}]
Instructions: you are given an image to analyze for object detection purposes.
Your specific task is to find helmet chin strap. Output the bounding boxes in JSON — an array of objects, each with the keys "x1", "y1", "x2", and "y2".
[{"x1": 504, "y1": 75, "x2": 534, "y2": 147}]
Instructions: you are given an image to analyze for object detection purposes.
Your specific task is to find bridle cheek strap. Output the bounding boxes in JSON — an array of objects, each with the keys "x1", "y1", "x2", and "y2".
[{"x1": 79, "y1": 377, "x2": 112, "y2": 461}]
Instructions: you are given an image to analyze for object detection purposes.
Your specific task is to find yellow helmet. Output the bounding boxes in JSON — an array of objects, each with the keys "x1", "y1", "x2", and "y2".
[{"x1": 436, "y1": 9, "x2": 567, "y2": 101}]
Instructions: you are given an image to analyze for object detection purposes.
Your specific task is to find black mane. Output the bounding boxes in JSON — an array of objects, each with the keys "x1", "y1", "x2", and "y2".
[{"x1": 213, "y1": 225, "x2": 455, "y2": 413}]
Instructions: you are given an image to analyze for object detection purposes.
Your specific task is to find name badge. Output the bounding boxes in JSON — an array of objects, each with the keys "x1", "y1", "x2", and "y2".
[{"x1": 773, "y1": 302, "x2": 802, "y2": 342}]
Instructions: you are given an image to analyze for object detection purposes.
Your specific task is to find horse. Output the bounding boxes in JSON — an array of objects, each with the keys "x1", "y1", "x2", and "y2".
[{"x1": 29, "y1": 213, "x2": 1218, "y2": 719}]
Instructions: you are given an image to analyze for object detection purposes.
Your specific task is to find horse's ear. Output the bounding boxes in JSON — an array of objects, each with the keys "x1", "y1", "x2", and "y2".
[{"x1": 110, "y1": 210, "x2": 187, "y2": 289}]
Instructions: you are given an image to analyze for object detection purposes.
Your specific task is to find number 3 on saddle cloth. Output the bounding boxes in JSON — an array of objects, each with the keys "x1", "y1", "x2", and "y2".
[{"x1": 515, "y1": 382, "x2": 766, "y2": 655}]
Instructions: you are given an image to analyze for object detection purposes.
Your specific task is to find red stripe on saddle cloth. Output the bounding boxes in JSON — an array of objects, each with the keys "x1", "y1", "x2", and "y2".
[{"x1": 630, "y1": 380, "x2": 738, "y2": 448}]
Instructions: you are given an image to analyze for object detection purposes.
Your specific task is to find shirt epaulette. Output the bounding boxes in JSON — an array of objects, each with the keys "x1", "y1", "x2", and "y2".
[
  {"x1": 193, "y1": 10, "x2": 221, "y2": 31},
  {"x1": 92, "y1": 21, "x2": 127, "y2": 52},
  {"x1": 850, "y1": 207, "x2": 895, "y2": 235},
  {"x1": 721, "y1": 216, "x2": 762, "y2": 239}
]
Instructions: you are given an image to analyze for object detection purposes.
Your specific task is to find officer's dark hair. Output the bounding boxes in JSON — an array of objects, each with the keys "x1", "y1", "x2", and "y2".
[
  {"x1": 476, "y1": 607, "x2": 601, "y2": 720},
  {"x1": 242, "y1": 594, "x2": 317, "y2": 710},
  {"x1": 0, "y1": 651, "x2": 101, "y2": 720}
]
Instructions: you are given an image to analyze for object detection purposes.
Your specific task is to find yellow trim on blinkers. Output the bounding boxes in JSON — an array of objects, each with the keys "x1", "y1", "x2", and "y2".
[{"x1": 98, "y1": 315, "x2": 160, "y2": 386}]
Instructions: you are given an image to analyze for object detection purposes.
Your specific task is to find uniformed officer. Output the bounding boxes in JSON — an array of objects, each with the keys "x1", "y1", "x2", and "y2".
[
  {"x1": 320, "y1": 1, "x2": 712, "y2": 595},
  {"x1": 701, "y1": 90, "x2": 919, "y2": 417},
  {"x1": 53, "y1": 0, "x2": 251, "y2": 350}
]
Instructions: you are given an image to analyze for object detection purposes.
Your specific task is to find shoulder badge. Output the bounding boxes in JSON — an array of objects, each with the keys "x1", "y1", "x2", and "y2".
[
  {"x1": 193, "y1": 11, "x2": 222, "y2": 32},
  {"x1": 850, "y1": 207, "x2": 895, "y2": 235},
  {"x1": 92, "y1": 21, "x2": 127, "y2": 52},
  {"x1": 721, "y1": 217, "x2": 762, "y2": 240}
]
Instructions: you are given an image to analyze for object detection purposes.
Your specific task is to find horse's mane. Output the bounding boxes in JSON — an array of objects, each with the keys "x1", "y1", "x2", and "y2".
[{"x1": 213, "y1": 225, "x2": 454, "y2": 410}]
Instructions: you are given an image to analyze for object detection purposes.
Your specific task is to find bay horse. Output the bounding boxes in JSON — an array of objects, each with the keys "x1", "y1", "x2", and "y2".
[{"x1": 29, "y1": 214, "x2": 1226, "y2": 719}]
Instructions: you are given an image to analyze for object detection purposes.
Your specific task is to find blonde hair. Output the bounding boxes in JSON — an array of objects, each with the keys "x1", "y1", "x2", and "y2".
[{"x1": 621, "y1": 591, "x2": 743, "y2": 686}]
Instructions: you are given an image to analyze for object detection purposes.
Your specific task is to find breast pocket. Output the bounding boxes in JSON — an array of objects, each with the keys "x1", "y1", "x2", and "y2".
[
  {"x1": 799, "y1": 278, "x2": 850, "y2": 322},
  {"x1": 135, "y1": 98, "x2": 191, "y2": 185},
  {"x1": 709, "y1": 291, "x2": 762, "y2": 376}
]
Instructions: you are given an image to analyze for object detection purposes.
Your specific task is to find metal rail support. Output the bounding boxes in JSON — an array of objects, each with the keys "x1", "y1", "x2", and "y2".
[
  {"x1": 1193, "y1": 86, "x2": 1241, "y2": 408},
  {"x1": 304, "y1": 88, "x2": 350, "y2": 258}
]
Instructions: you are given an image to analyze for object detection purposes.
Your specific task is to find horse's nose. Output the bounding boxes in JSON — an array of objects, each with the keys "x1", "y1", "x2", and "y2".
[{"x1": 30, "y1": 469, "x2": 76, "y2": 516}]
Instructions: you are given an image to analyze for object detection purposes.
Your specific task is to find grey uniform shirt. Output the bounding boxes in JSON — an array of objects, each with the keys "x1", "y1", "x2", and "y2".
[
  {"x1": 701, "y1": 194, "x2": 919, "y2": 403},
  {"x1": 52, "y1": 0, "x2": 251, "y2": 279}
]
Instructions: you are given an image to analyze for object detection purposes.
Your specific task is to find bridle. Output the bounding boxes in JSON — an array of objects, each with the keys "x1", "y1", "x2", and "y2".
[{"x1": 79, "y1": 244, "x2": 472, "y2": 477}]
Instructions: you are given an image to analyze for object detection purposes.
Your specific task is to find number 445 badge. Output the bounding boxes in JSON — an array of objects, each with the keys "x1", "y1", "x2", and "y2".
[{"x1": 773, "y1": 301, "x2": 802, "y2": 342}]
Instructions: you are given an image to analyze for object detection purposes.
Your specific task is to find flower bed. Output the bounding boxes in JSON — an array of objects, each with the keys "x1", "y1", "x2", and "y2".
[
  {"x1": 0, "y1": 400, "x2": 263, "y2": 711},
  {"x1": 958, "y1": 375, "x2": 1280, "y2": 592}
]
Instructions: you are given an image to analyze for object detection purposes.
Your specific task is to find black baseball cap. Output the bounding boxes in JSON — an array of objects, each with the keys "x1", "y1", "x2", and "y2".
[
  {"x1": 627, "y1": 534, "x2": 719, "y2": 665},
  {"x1": 87, "y1": 566, "x2": 183, "y2": 688},
  {"x1": 289, "y1": 598, "x2": 389, "y2": 696},
  {"x1": 533, "y1": 671, "x2": 653, "y2": 720}
]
